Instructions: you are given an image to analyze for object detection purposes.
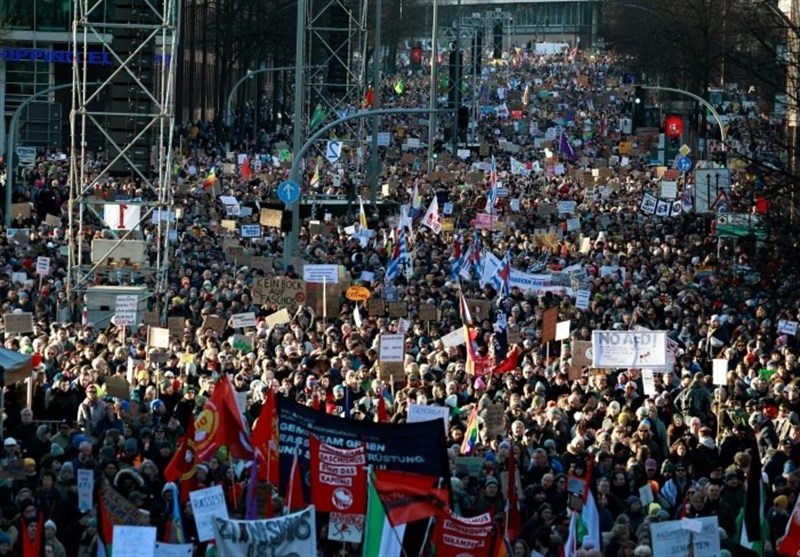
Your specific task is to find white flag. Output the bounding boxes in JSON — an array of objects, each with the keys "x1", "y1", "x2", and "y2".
[
  {"x1": 353, "y1": 304, "x2": 362, "y2": 328},
  {"x1": 421, "y1": 196, "x2": 442, "y2": 234}
]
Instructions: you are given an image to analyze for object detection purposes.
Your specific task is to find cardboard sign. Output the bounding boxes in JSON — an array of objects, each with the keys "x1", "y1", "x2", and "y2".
[
  {"x1": 142, "y1": 311, "x2": 160, "y2": 327},
  {"x1": 368, "y1": 298, "x2": 385, "y2": 317},
  {"x1": 384, "y1": 301, "x2": 404, "y2": 318},
  {"x1": 105, "y1": 376, "x2": 131, "y2": 399},
  {"x1": 4, "y1": 312, "x2": 33, "y2": 334},
  {"x1": 251, "y1": 277, "x2": 306, "y2": 310},
  {"x1": 571, "y1": 340, "x2": 593, "y2": 368},
  {"x1": 148, "y1": 327, "x2": 170, "y2": 349},
  {"x1": 264, "y1": 308, "x2": 292, "y2": 328},
  {"x1": 541, "y1": 306, "x2": 559, "y2": 343},
  {"x1": 259, "y1": 208, "x2": 283, "y2": 228},
  {"x1": 305, "y1": 282, "x2": 340, "y2": 317},
  {"x1": 10, "y1": 203, "x2": 31, "y2": 220},
  {"x1": 168, "y1": 317, "x2": 184, "y2": 340},
  {"x1": 465, "y1": 299, "x2": 491, "y2": 320},
  {"x1": 201, "y1": 315, "x2": 226, "y2": 334},
  {"x1": 418, "y1": 303, "x2": 437, "y2": 322},
  {"x1": 483, "y1": 403, "x2": 505, "y2": 438}
]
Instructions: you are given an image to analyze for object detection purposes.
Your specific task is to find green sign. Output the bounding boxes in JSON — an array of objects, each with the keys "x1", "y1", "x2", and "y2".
[{"x1": 716, "y1": 214, "x2": 766, "y2": 240}]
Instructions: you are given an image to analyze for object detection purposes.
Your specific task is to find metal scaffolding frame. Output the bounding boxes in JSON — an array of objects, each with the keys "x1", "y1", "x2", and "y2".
[
  {"x1": 68, "y1": 0, "x2": 179, "y2": 301},
  {"x1": 305, "y1": 0, "x2": 368, "y2": 152}
]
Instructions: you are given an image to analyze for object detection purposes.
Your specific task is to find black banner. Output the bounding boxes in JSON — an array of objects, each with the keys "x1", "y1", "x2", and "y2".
[{"x1": 276, "y1": 396, "x2": 449, "y2": 499}]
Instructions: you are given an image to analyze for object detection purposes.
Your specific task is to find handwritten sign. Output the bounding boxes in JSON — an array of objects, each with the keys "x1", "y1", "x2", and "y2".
[
  {"x1": 407, "y1": 403, "x2": 450, "y2": 434},
  {"x1": 113, "y1": 525, "x2": 156, "y2": 557},
  {"x1": 251, "y1": 277, "x2": 306, "y2": 310},
  {"x1": 231, "y1": 312, "x2": 257, "y2": 328},
  {"x1": 190, "y1": 485, "x2": 229, "y2": 542},
  {"x1": 78, "y1": 469, "x2": 94, "y2": 512}
]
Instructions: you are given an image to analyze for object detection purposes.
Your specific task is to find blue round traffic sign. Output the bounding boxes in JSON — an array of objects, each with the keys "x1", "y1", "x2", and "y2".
[
  {"x1": 677, "y1": 156, "x2": 692, "y2": 173},
  {"x1": 277, "y1": 180, "x2": 301, "y2": 204}
]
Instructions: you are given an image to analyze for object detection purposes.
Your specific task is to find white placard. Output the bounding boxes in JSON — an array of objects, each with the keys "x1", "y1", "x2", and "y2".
[
  {"x1": 555, "y1": 320, "x2": 571, "y2": 341},
  {"x1": 154, "y1": 543, "x2": 193, "y2": 557},
  {"x1": 457, "y1": 149, "x2": 471, "y2": 159},
  {"x1": 642, "y1": 369, "x2": 657, "y2": 396},
  {"x1": 35, "y1": 256, "x2": 50, "y2": 276},
  {"x1": 113, "y1": 525, "x2": 156, "y2": 557},
  {"x1": 575, "y1": 289, "x2": 591, "y2": 310},
  {"x1": 407, "y1": 403, "x2": 450, "y2": 434},
  {"x1": 441, "y1": 328, "x2": 467, "y2": 348},
  {"x1": 661, "y1": 181, "x2": 678, "y2": 199},
  {"x1": 591, "y1": 331, "x2": 668, "y2": 369},
  {"x1": 190, "y1": 485, "x2": 228, "y2": 542},
  {"x1": 149, "y1": 327, "x2": 170, "y2": 349},
  {"x1": 360, "y1": 270, "x2": 375, "y2": 282},
  {"x1": 557, "y1": 200, "x2": 576, "y2": 214},
  {"x1": 328, "y1": 512, "x2": 364, "y2": 543},
  {"x1": 510, "y1": 198, "x2": 520, "y2": 212},
  {"x1": 303, "y1": 264, "x2": 339, "y2": 284},
  {"x1": 379, "y1": 334, "x2": 405, "y2": 362},
  {"x1": 443, "y1": 202, "x2": 454, "y2": 215},
  {"x1": 77, "y1": 468, "x2": 94, "y2": 512},
  {"x1": 778, "y1": 319, "x2": 798, "y2": 336},
  {"x1": 114, "y1": 294, "x2": 139, "y2": 327},
  {"x1": 240, "y1": 224, "x2": 262, "y2": 238},
  {"x1": 650, "y1": 516, "x2": 720, "y2": 557},
  {"x1": 712, "y1": 359, "x2": 728, "y2": 385},
  {"x1": 231, "y1": 312, "x2": 257, "y2": 328}
]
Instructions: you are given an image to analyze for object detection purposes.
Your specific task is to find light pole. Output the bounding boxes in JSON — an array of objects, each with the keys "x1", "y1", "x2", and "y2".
[
  {"x1": 640, "y1": 85, "x2": 727, "y2": 164},
  {"x1": 6, "y1": 83, "x2": 78, "y2": 227},
  {"x1": 284, "y1": 107, "x2": 454, "y2": 268},
  {"x1": 427, "y1": 0, "x2": 440, "y2": 170}
]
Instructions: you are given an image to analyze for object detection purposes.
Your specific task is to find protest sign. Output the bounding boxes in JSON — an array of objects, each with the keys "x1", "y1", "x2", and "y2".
[
  {"x1": 259, "y1": 208, "x2": 283, "y2": 228},
  {"x1": 78, "y1": 469, "x2": 94, "y2": 512},
  {"x1": 650, "y1": 516, "x2": 720, "y2": 557},
  {"x1": 251, "y1": 276, "x2": 306, "y2": 310},
  {"x1": 368, "y1": 298, "x2": 385, "y2": 317},
  {"x1": 264, "y1": 308, "x2": 291, "y2": 327},
  {"x1": 168, "y1": 317, "x2": 184, "y2": 340},
  {"x1": 154, "y1": 543, "x2": 193, "y2": 557},
  {"x1": 432, "y1": 511, "x2": 495, "y2": 557},
  {"x1": 555, "y1": 320, "x2": 571, "y2": 341},
  {"x1": 407, "y1": 403, "x2": 450, "y2": 434},
  {"x1": 542, "y1": 307, "x2": 559, "y2": 343},
  {"x1": 441, "y1": 328, "x2": 467, "y2": 348},
  {"x1": 592, "y1": 330, "x2": 668, "y2": 368},
  {"x1": 328, "y1": 513, "x2": 364, "y2": 543},
  {"x1": 303, "y1": 264, "x2": 339, "y2": 284},
  {"x1": 190, "y1": 485, "x2": 228, "y2": 542},
  {"x1": 4, "y1": 312, "x2": 33, "y2": 334},
  {"x1": 778, "y1": 319, "x2": 798, "y2": 336},
  {"x1": 309, "y1": 436, "x2": 367, "y2": 514},
  {"x1": 35, "y1": 256, "x2": 50, "y2": 276},
  {"x1": 231, "y1": 312, "x2": 256, "y2": 328},
  {"x1": 113, "y1": 525, "x2": 156, "y2": 557},
  {"x1": 212, "y1": 507, "x2": 316, "y2": 557},
  {"x1": 713, "y1": 359, "x2": 728, "y2": 385},
  {"x1": 148, "y1": 327, "x2": 170, "y2": 349},
  {"x1": 379, "y1": 333, "x2": 405, "y2": 381}
]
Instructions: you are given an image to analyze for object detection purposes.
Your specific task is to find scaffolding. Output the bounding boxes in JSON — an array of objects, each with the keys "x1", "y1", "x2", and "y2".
[{"x1": 68, "y1": 0, "x2": 179, "y2": 306}]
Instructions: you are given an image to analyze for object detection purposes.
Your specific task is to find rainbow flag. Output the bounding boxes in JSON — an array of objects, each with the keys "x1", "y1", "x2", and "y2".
[
  {"x1": 460, "y1": 408, "x2": 480, "y2": 455},
  {"x1": 203, "y1": 167, "x2": 217, "y2": 189}
]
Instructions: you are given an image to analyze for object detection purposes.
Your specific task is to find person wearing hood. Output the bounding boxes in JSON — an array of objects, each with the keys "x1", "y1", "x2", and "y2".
[
  {"x1": 113, "y1": 468, "x2": 146, "y2": 499},
  {"x1": 42, "y1": 520, "x2": 66, "y2": 557}
]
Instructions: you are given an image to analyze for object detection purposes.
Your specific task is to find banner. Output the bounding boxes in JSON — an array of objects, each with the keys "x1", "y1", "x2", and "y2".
[
  {"x1": 432, "y1": 510, "x2": 496, "y2": 557},
  {"x1": 212, "y1": 506, "x2": 316, "y2": 557},
  {"x1": 309, "y1": 435, "x2": 367, "y2": 514},
  {"x1": 650, "y1": 516, "x2": 720, "y2": 557},
  {"x1": 591, "y1": 330, "x2": 668, "y2": 368},
  {"x1": 276, "y1": 397, "x2": 449, "y2": 500}
]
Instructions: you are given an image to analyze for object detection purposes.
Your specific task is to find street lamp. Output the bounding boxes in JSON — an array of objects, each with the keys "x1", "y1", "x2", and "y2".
[{"x1": 5, "y1": 83, "x2": 86, "y2": 227}]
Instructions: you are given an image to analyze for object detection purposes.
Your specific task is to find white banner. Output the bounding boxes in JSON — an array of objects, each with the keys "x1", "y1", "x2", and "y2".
[
  {"x1": 591, "y1": 330, "x2": 668, "y2": 369},
  {"x1": 650, "y1": 516, "x2": 720, "y2": 557},
  {"x1": 103, "y1": 203, "x2": 142, "y2": 230},
  {"x1": 213, "y1": 506, "x2": 317, "y2": 557}
]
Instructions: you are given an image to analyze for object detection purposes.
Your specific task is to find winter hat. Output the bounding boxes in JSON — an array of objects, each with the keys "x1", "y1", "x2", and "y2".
[{"x1": 44, "y1": 520, "x2": 56, "y2": 531}]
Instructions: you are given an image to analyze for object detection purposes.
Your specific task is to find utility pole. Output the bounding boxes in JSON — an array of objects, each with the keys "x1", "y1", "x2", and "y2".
[
  {"x1": 785, "y1": 0, "x2": 799, "y2": 224},
  {"x1": 451, "y1": 0, "x2": 462, "y2": 154},
  {"x1": 427, "y1": 0, "x2": 439, "y2": 170},
  {"x1": 285, "y1": 0, "x2": 305, "y2": 266}
]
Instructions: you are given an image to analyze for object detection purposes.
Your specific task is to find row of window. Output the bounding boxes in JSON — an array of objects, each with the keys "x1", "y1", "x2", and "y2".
[
  {"x1": 0, "y1": 0, "x2": 113, "y2": 32},
  {"x1": 440, "y1": 2, "x2": 596, "y2": 29}
]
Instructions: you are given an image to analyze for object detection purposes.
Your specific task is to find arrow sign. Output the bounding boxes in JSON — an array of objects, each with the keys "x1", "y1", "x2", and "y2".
[
  {"x1": 677, "y1": 156, "x2": 692, "y2": 173},
  {"x1": 277, "y1": 180, "x2": 301, "y2": 204}
]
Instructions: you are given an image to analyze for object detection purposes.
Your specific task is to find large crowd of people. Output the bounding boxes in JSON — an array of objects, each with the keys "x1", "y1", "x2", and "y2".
[{"x1": 0, "y1": 45, "x2": 797, "y2": 557}]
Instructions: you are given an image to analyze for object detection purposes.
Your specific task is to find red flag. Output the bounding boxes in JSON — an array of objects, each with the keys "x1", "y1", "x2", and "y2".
[
  {"x1": 376, "y1": 390, "x2": 388, "y2": 423},
  {"x1": 21, "y1": 515, "x2": 43, "y2": 557},
  {"x1": 493, "y1": 345, "x2": 521, "y2": 376},
  {"x1": 373, "y1": 469, "x2": 448, "y2": 525},
  {"x1": 164, "y1": 416, "x2": 197, "y2": 503},
  {"x1": 309, "y1": 435, "x2": 367, "y2": 514},
  {"x1": 285, "y1": 450, "x2": 305, "y2": 512},
  {"x1": 778, "y1": 499, "x2": 800, "y2": 556},
  {"x1": 241, "y1": 157, "x2": 252, "y2": 180},
  {"x1": 251, "y1": 389, "x2": 280, "y2": 485},
  {"x1": 433, "y1": 510, "x2": 495, "y2": 557},
  {"x1": 364, "y1": 88, "x2": 375, "y2": 108},
  {"x1": 194, "y1": 374, "x2": 253, "y2": 461},
  {"x1": 505, "y1": 448, "x2": 522, "y2": 541}
]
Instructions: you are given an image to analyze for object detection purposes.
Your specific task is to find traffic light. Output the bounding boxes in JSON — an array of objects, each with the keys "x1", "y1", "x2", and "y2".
[
  {"x1": 457, "y1": 106, "x2": 469, "y2": 130},
  {"x1": 493, "y1": 23, "x2": 503, "y2": 60}
]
